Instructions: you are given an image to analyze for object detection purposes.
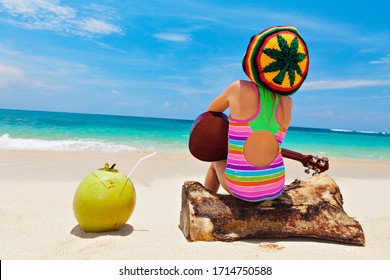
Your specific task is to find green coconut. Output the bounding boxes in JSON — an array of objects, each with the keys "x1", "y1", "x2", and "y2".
[{"x1": 73, "y1": 163, "x2": 136, "y2": 232}]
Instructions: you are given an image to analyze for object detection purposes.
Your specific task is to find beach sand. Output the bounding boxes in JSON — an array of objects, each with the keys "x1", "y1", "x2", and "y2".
[{"x1": 0, "y1": 149, "x2": 389, "y2": 260}]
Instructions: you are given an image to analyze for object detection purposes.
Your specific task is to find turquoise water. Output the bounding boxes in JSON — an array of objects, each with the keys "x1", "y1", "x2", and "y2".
[{"x1": 1, "y1": 108, "x2": 390, "y2": 160}]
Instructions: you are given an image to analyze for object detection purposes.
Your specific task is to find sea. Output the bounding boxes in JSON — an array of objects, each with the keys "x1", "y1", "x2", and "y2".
[{"x1": 1, "y1": 108, "x2": 390, "y2": 160}]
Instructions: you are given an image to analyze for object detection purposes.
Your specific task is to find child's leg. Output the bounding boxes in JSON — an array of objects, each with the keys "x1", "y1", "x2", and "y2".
[
  {"x1": 204, "y1": 160, "x2": 230, "y2": 194},
  {"x1": 204, "y1": 162, "x2": 220, "y2": 192}
]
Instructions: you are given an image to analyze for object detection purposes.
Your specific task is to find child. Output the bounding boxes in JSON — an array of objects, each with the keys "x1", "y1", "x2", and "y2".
[{"x1": 204, "y1": 26, "x2": 309, "y2": 202}]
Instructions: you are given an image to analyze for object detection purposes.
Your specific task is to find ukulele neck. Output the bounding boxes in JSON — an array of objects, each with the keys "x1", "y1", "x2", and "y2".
[{"x1": 281, "y1": 148, "x2": 304, "y2": 162}]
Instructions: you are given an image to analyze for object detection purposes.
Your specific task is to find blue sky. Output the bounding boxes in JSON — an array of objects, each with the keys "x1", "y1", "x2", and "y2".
[{"x1": 0, "y1": 0, "x2": 389, "y2": 132}]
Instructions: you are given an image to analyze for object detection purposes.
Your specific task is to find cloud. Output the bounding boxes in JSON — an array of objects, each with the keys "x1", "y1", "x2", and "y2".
[
  {"x1": 80, "y1": 18, "x2": 122, "y2": 36},
  {"x1": 0, "y1": 64, "x2": 23, "y2": 74},
  {"x1": 0, "y1": 64, "x2": 23, "y2": 85},
  {"x1": 0, "y1": 0, "x2": 123, "y2": 37},
  {"x1": 370, "y1": 54, "x2": 390, "y2": 64},
  {"x1": 163, "y1": 101, "x2": 171, "y2": 108},
  {"x1": 153, "y1": 33, "x2": 192, "y2": 42},
  {"x1": 0, "y1": 44, "x2": 21, "y2": 55},
  {"x1": 301, "y1": 79, "x2": 390, "y2": 90},
  {"x1": 306, "y1": 110, "x2": 335, "y2": 118},
  {"x1": 0, "y1": 0, "x2": 75, "y2": 17},
  {"x1": 0, "y1": 63, "x2": 67, "y2": 90}
]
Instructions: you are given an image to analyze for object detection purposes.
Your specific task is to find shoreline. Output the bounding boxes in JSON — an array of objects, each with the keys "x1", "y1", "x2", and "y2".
[
  {"x1": 2, "y1": 149, "x2": 390, "y2": 180},
  {"x1": 1, "y1": 149, "x2": 390, "y2": 259}
]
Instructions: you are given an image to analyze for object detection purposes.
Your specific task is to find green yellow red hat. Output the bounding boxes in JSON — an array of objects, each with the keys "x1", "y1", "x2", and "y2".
[{"x1": 242, "y1": 25, "x2": 309, "y2": 96}]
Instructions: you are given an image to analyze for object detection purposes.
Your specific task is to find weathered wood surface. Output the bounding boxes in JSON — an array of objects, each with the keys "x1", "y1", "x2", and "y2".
[{"x1": 179, "y1": 174, "x2": 365, "y2": 246}]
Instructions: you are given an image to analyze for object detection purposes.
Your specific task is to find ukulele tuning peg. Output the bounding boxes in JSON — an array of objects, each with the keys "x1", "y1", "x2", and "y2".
[
  {"x1": 314, "y1": 168, "x2": 321, "y2": 174},
  {"x1": 310, "y1": 156, "x2": 318, "y2": 164},
  {"x1": 304, "y1": 168, "x2": 310, "y2": 174},
  {"x1": 319, "y1": 160, "x2": 326, "y2": 167}
]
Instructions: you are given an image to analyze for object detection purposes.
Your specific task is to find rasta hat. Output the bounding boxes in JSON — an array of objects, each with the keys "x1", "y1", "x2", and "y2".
[{"x1": 242, "y1": 25, "x2": 309, "y2": 96}]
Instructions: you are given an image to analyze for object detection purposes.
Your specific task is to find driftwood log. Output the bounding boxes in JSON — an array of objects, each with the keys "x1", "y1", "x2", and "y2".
[{"x1": 179, "y1": 173, "x2": 365, "y2": 246}]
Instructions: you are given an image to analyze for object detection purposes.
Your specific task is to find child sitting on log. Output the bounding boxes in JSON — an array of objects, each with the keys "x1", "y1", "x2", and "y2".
[{"x1": 204, "y1": 26, "x2": 309, "y2": 202}]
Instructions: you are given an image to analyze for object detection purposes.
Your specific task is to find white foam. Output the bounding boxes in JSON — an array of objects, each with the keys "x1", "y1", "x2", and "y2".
[
  {"x1": 331, "y1": 129, "x2": 389, "y2": 135},
  {"x1": 0, "y1": 133, "x2": 139, "y2": 152},
  {"x1": 330, "y1": 128, "x2": 353, "y2": 133},
  {"x1": 356, "y1": 130, "x2": 380, "y2": 134}
]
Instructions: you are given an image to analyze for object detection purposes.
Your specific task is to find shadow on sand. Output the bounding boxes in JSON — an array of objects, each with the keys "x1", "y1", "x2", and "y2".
[{"x1": 70, "y1": 224, "x2": 134, "y2": 239}]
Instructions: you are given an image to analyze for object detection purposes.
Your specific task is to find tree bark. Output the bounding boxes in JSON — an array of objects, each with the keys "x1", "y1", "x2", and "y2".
[{"x1": 179, "y1": 173, "x2": 365, "y2": 246}]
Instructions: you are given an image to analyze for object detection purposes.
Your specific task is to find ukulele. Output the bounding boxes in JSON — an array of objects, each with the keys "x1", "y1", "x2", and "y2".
[{"x1": 189, "y1": 111, "x2": 329, "y2": 175}]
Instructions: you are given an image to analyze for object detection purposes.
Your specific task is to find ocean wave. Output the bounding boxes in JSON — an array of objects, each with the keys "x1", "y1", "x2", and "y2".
[
  {"x1": 0, "y1": 133, "x2": 139, "y2": 152},
  {"x1": 356, "y1": 130, "x2": 381, "y2": 134},
  {"x1": 330, "y1": 128, "x2": 389, "y2": 135},
  {"x1": 330, "y1": 128, "x2": 354, "y2": 133}
]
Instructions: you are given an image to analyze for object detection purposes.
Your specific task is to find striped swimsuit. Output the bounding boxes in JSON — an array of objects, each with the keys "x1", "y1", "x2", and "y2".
[{"x1": 225, "y1": 84, "x2": 287, "y2": 202}]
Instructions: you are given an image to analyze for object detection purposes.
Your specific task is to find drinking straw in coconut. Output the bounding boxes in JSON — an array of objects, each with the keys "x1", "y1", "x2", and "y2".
[
  {"x1": 119, "y1": 151, "x2": 157, "y2": 197},
  {"x1": 127, "y1": 151, "x2": 157, "y2": 178}
]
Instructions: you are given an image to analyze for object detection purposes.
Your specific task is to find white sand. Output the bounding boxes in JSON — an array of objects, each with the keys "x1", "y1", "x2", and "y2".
[{"x1": 0, "y1": 150, "x2": 389, "y2": 260}]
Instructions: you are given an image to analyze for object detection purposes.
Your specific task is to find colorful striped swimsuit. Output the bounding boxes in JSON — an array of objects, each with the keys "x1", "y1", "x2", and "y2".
[{"x1": 225, "y1": 84, "x2": 287, "y2": 202}]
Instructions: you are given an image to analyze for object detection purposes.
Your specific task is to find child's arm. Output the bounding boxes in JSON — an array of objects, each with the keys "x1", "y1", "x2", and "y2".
[{"x1": 207, "y1": 80, "x2": 240, "y2": 112}]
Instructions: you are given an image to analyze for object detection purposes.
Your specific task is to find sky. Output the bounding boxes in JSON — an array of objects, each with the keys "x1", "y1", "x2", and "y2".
[{"x1": 0, "y1": 0, "x2": 389, "y2": 132}]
